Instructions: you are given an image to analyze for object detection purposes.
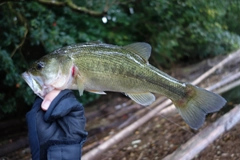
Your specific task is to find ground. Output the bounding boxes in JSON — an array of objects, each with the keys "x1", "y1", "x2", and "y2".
[
  {"x1": 0, "y1": 93, "x2": 240, "y2": 160},
  {"x1": 82, "y1": 95, "x2": 240, "y2": 160}
]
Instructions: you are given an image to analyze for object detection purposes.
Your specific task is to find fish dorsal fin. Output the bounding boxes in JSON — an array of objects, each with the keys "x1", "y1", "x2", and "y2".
[
  {"x1": 125, "y1": 92, "x2": 155, "y2": 106},
  {"x1": 123, "y1": 42, "x2": 152, "y2": 62}
]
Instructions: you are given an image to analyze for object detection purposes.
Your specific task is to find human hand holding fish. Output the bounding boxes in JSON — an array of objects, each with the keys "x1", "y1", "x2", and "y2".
[
  {"x1": 22, "y1": 42, "x2": 226, "y2": 130},
  {"x1": 41, "y1": 89, "x2": 61, "y2": 111}
]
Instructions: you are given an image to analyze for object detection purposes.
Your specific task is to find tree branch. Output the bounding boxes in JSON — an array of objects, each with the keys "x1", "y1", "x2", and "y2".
[
  {"x1": 8, "y1": 2, "x2": 28, "y2": 57},
  {"x1": 66, "y1": 0, "x2": 106, "y2": 16},
  {"x1": 38, "y1": 0, "x2": 65, "y2": 6},
  {"x1": 38, "y1": 0, "x2": 107, "y2": 16},
  {"x1": 11, "y1": 23, "x2": 28, "y2": 57}
]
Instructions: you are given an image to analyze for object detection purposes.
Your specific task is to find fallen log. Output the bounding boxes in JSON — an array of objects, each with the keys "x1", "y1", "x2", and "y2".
[
  {"x1": 0, "y1": 137, "x2": 29, "y2": 157},
  {"x1": 215, "y1": 79, "x2": 240, "y2": 94},
  {"x1": 118, "y1": 97, "x2": 167, "y2": 129},
  {"x1": 108, "y1": 103, "x2": 141, "y2": 120},
  {"x1": 163, "y1": 104, "x2": 240, "y2": 160},
  {"x1": 192, "y1": 49, "x2": 240, "y2": 85},
  {"x1": 158, "y1": 70, "x2": 240, "y2": 117},
  {"x1": 158, "y1": 50, "x2": 240, "y2": 119},
  {"x1": 207, "y1": 71, "x2": 240, "y2": 91},
  {"x1": 82, "y1": 100, "x2": 172, "y2": 160}
]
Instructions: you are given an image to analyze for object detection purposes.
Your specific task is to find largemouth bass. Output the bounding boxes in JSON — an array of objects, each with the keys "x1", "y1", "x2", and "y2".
[{"x1": 22, "y1": 42, "x2": 226, "y2": 129}]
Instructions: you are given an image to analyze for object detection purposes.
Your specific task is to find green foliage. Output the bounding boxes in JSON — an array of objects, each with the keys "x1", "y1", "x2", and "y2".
[
  {"x1": 74, "y1": 91, "x2": 100, "y2": 106},
  {"x1": 223, "y1": 86, "x2": 240, "y2": 105},
  {"x1": 221, "y1": 86, "x2": 240, "y2": 113},
  {"x1": 0, "y1": 0, "x2": 240, "y2": 118}
]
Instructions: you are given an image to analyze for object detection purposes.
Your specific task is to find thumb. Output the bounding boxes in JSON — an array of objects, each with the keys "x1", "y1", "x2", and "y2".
[{"x1": 41, "y1": 89, "x2": 61, "y2": 111}]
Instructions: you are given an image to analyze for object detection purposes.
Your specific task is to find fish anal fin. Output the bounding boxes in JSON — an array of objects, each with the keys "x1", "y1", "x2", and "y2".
[
  {"x1": 87, "y1": 90, "x2": 106, "y2": 95},
  {"x1": 123, "y1": 42, "x2": 151, "y2": 62},
  {"x1": 174, "y1": 84, "x2": 226, "y2": 130},
  {"x1": 126, "y1": 92, "x2": 155, "y2": 106}
]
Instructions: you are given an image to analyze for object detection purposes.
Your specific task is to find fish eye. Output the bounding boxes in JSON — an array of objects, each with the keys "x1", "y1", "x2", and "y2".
[{"x1": 36, "y1": 62, "x2": 44, "y2": 70}]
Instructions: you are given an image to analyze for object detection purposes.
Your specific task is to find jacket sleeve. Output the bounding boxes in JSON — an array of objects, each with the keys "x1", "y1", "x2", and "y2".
[
  {"x1": 26, "y1": 90, "x2": 88, "y2": 160},
  {"x1": 26, "y1": 97, "x2": 43, "y2": 160}
]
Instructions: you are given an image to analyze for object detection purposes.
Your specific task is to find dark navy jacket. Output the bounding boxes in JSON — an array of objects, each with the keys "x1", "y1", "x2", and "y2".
[{"x1": 26, "y1": 90, "x2": 88, "y2": 160}]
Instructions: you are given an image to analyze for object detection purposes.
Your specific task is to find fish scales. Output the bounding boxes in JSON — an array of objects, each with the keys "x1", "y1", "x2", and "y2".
[{"x1": 71, "y1": 44, "x2": 186, "y2": 100}]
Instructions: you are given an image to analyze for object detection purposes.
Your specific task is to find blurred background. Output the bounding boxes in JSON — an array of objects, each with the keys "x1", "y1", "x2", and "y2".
[{"x1": 1, "y1": 0, "x2": 240, "y2": 159}]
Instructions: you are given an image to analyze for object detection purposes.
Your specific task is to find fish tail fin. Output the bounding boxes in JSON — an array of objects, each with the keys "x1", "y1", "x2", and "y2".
[{"x1": 173, "y1": 84, "x2": 226, "y2": 130}]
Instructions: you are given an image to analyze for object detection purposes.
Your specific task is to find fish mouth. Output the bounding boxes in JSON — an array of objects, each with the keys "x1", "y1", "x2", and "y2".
[{"x1": 22, "y1": 72, "x2": 44, "y2": 98}]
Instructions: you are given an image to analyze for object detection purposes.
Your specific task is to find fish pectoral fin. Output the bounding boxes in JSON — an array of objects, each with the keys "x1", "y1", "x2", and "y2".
[
  {"x1": 77, "y1": 75, "x2": 84, "y2": 96},
  {"x1": 126, "y1": 92, "x2": 155, "y2": 106},
  {"x1": 123, "y1": 42, "x2": 151, "y2": 63},
  {"x1": 86, "y1": 90, "x2": 106, "y2": 95}
]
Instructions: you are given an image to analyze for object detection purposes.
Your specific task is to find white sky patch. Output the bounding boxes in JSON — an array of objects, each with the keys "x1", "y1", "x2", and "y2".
[
  {"x1": 129, "y1": 7, "x2": 134, "y2": 14},
  {"x1": 112, "y1": 17, "x2": 116, "y2": 22},
  {"x1": 102, "y1": 17, "x2": 107, "y2": 23}
]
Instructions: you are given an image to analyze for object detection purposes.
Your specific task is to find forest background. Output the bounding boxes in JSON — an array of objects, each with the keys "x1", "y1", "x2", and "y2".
[{"x1": 1, "y1": 0, "x2": 240, "y2": 119}]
